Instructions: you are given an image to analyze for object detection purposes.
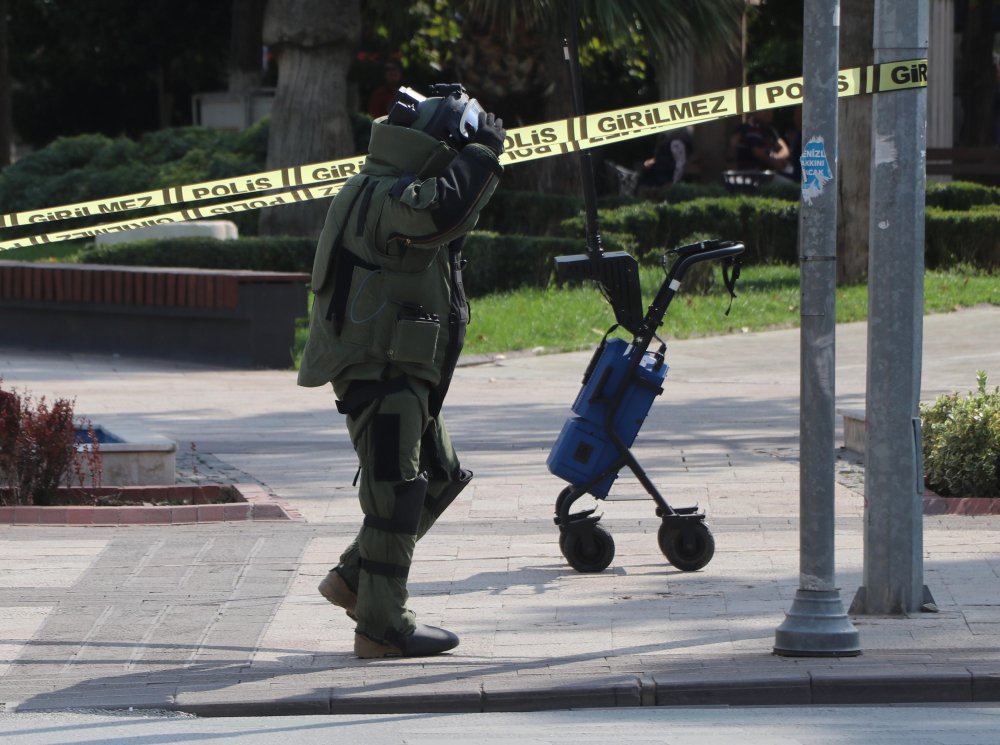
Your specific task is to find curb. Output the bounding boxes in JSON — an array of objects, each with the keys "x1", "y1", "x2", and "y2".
[
  {"x1": 10, "y1": 666, "x2": 998, "y2": 716},
  {"x1": 923, "y1": 492, "x2": 1000, "y2": 516},
  {"x1": 0, "y1": 483, "x2": 300, "y2": 526}
]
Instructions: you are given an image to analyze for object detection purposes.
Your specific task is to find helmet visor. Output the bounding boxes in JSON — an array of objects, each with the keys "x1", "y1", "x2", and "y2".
[{"x1": 458, "y1": 98, "x2": 484, "y2": 140}]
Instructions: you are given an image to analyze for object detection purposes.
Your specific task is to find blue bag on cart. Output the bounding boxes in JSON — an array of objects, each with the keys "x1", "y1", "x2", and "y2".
[{"x1": 547, "y1": 338, "x2": 667, "y2": 498}]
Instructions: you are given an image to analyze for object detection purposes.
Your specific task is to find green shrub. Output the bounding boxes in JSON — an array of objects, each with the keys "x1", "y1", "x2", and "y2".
[
  {"x1": 477, "y1": 190, "x2": 585, "y2": 236},
  {"x1": 635, "y1": 182, "x2": 729, "y2": 202},
  {"x1": 925, "y1": 206, "x2": 1000, "y2": 269},
  {"x1": 0, "y1": 126, "x2": 270, "y2": 243},
  {"x1": 72, "y1": 236, "x2": 316, "y2": 273},
  {"x1": 476, "y1": 184, "x2": 761, "y2": 238},
  {"x1": 921, "y1": 370, "x2": 1000, "y2": 498},
  {"x1": 926, "y1": 181, "x2": 1000, "y2": 210},
  {"x1": 71, "y1": 232, "x2": 629, "y2": 298},
  {"x1": 560, "y1": 196, "x2": 799, "y2": 264},
  {"x1": 0, "y1": 134, "x2": 153, "y2": 219},
  {"x1": 670, "y1": 233, "x2": 721, "y2": 294},
  {"x1": 462, "y1": 233, "x2": 581, "y2": 297}
]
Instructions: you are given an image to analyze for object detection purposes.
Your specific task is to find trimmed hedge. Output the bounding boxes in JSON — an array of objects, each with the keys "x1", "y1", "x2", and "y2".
[
  {"x1": 69, "y1": 232, "x2": 614, "y2": 298},
  {"x1": 0, "y1": 115, "x2": 375, "y2": 243},
  {"x1": 560, "y1": 196, "x2": 800, "y2": 264},
  {"x1": 476, "y1": 184, "x2": 747, "y2": 237},
  {"x1": 73, "y1": 236, "x2": 316, "y2": 273},
  {"x1": 0, "y1": 126, "x2": 268, "y2": 239},
  {"x1": 926, "y1": 181, "x2": 1000, "y2": 211},
  {"x1": 562, "y1": 192, "x2": 1000, "y2": 270},
  {"x1": 461, "y1": 233, "x2": 578, "y2": 296},
  {"x1": 925, "y1": 206, "x2": 1000, "y2": 269},
  {"x1": 477, "y1": 190, "x2": 584, "y2": 237}
]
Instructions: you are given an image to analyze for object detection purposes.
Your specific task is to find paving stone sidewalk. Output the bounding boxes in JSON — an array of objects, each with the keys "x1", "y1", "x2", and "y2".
[{"x1": 0, "y1": 307, "x2": 999, "y2": 715}]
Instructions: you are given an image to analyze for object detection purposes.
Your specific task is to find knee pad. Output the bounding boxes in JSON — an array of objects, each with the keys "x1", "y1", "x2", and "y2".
[
  {"x1": 363, "y1": 473, "x2": 428, "y2": 536},
  {"x1": 426, "y1": 468, "x2": 473, "y2": 518}
]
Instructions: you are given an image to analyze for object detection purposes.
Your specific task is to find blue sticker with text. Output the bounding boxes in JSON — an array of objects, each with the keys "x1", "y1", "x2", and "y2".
[{"x1": 800, "y1": 136, "x2": 833, "y2": 204}]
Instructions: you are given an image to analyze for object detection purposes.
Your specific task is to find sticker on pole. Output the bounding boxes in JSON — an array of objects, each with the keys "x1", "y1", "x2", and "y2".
[{"x1": 800, "y1": 137, "x2": 833, "y2": 204}]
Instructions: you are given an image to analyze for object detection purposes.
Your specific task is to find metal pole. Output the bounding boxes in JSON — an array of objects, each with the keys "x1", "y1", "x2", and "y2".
[
  {"x1": 565, "y1": 0, "x2": 603, "y2": 256},
  {"x1": 850, "y1": 0, "x2": 932, "y2": 616},
  {"x1": 774, "y1": 0, "x2": 861, "y2": 656}
]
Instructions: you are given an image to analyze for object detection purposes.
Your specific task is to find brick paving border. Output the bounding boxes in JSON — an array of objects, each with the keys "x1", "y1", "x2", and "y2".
[{"x1": 0, "y1": 483, "x2": 300, "y2": 525}]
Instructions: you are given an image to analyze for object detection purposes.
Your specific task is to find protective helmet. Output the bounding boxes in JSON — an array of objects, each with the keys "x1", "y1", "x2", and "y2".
[{"x1": 388, "y1": 84, "x2": 484, "y2": 150}]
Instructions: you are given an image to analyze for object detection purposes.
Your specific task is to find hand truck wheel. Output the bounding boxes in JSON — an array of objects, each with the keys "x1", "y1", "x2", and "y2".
[
  {"x1": 554, "y1": 486, "x2": 576, "y2": 516},
  {"x1": 559, "y1": 523, "x2": 615, "y2": 573},
  {"x1": 658, "y1": 520, "x2": 715, "y2": 571}
]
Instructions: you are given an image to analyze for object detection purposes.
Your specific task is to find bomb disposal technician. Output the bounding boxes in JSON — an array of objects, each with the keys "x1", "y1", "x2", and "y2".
[{"x1": 297, "y1": 84, "x2": 505, "y2": 658}]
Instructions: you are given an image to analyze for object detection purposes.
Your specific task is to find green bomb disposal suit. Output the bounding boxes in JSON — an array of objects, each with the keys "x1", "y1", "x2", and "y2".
[{"x1": 298, "y1": 105, "x2": 503, "y2": 654}]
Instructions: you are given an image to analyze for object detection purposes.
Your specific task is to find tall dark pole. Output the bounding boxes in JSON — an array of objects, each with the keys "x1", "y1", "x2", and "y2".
[
  {"x1": 774, "y1": 0, "x2": 861, "y2": 657},
  {"x1": 564, "y1": 0, "x2": 602, "y2": 257}
]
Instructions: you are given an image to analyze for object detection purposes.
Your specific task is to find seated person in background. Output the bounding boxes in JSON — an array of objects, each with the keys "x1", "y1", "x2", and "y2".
[
  {"x1": 730, "y1": 109, "x2": 790, "y2": 173},
  {"x1": 638, "y1": 128, "x2": 694, "y2": 187}
]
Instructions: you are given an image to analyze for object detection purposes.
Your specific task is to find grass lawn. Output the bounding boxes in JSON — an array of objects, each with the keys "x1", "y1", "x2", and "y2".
[
  {"x1": 293, "y1": 263, "x2": 999, "y2": 364},
  {"x1": 0, "y1": 243, "x2": 86, "y2": 262},
  {"x1": 461, "y1": 263, "x2": 1000, "y2": 355}
]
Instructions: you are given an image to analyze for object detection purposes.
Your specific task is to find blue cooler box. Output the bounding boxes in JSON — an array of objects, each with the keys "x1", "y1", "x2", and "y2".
[{"x1": 547, "y1": 338, "x2": 668, "y2": 498}]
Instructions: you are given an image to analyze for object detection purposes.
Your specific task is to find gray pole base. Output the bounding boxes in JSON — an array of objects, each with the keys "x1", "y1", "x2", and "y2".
[
  {"x1": 774, "y1": 589, "x2": 861, "y2": 657},
  {"x1": 850, "y1": 585, "x2": 938, "y2": 616}
]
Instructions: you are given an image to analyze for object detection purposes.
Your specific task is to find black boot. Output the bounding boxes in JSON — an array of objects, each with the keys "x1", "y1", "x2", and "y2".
[{"x1": 354, "y1": 623, "x2": 459, "y2": 659}]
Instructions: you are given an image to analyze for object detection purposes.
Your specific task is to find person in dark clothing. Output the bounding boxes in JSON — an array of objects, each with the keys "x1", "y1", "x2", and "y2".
[
  {"x1": 730, "y1": 109, "x2": 790, "y2": 173},
  {"x1": 638, "y1": 128, "x2": 694, "y2": 187}
]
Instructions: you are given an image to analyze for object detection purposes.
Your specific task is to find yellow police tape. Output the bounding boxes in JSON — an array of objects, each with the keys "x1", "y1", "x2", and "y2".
[{"x1": 0, "y1": 58, "x2": 927, "y2": 252}]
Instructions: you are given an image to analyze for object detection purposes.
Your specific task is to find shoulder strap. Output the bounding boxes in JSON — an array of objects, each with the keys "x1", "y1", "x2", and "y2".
[{"x1": 318, "y1": 177, "x2": 371, "y2": 333}]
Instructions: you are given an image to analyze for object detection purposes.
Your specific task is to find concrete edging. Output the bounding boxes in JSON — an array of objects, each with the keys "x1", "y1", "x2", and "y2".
[
  {"x1": 94, "y1": 666, "x2": 1000, "y2": 717},
  {"x1": 0, "y1": 483, "x2": 300, "y2": 525}
]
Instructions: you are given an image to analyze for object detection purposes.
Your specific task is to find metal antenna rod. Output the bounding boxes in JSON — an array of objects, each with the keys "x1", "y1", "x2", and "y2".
[{"x1": 564, "y1": 0, "x2": 602, "y2": 256}]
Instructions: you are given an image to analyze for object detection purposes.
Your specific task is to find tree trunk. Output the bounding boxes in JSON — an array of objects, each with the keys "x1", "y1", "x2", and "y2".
[
  {"x1": 0, "y1": 0, "x2": 11, "y2": 168},
  {"x1": 259, "y1": 0, "x2": 360, "y2": 237},
  {"x1": 836, "y1": 0, "x2": 874, "y2": 285},
  {"x1": 156, "y1": 61, "x2": 173, "y2": 129},
  {"x1": 958, "y1": 0, "x2": 996, "y2": 146},
  {"x1": 229, "y1": 0, "x2": 266, "y2": 93},
  {"x1": 691, "y1": 26, "x2": 743, "y2": 186}
]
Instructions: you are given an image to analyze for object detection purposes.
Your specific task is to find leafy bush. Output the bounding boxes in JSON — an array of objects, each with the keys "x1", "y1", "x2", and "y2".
[
  {"x1": 461, "y1": 233, "x2": 583, "y2": 297},
  {"x1": 921, "y1": 370, "x2": 1000, "y2": 498},
  {"x1": 560, "y1": 192, "x2": 1000, "y2": 271},
  {"x1": 0, "y1": 382, "x2": 102, "y2": 506},
  {"x1": 476, "y1": 185, "x2": 749, "y2": 238},
  {"x1": 0, "y1": 127, "x2": 267, "y2": 241},
  {"x1": 926, "y1": 181, "x2": 1000, "y2": 211},
  {"x1": 560, "y1": 196, "x2": 799, "y2": 264},
  {"x1": 71, "y1": 232, "x2": 638, "y2": 298},
  {"x1": 72, "y1": 236, "x2": 316, "y2": 273},
  {"x1": 635, "y1": 182, "x2": 729, "y2": 202},
  {"x1": 925, "y1": 206, "x2": 1000, "y2": 269},
  {"x1": 477, "y1": 190, "x2": 585, "y2": 237}
]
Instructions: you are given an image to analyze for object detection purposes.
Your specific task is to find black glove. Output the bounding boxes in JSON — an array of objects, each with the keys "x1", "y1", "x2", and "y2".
[{"x1": 471, "y1": 111, "x2": 506, "y2": 156}]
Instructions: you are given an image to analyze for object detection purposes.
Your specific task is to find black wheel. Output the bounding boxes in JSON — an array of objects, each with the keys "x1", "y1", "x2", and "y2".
[
  {"x1": 559, "y1": 523, "x2": 615, "y2": 573},
  {"x1": 658, "y1": 520, "x2": 715, "y2": 571},
  {"x1": 555, "y1": 486, "x2": 576, "y2": 517}
]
